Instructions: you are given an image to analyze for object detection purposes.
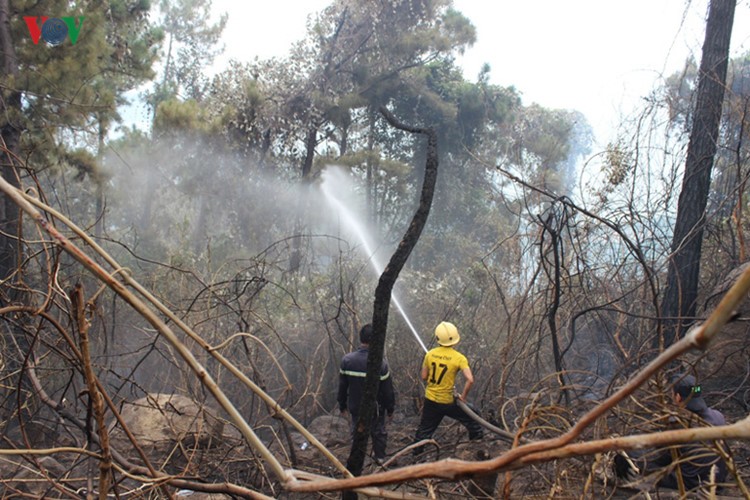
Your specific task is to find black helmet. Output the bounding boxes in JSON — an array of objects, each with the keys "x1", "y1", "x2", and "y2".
[{"x1": 672, "y1": 373, "x2": 707, "y2": 412}]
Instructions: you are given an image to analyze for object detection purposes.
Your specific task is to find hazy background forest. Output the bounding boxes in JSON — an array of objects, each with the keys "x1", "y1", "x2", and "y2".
[{"x1": 2, "y1": 0, "x2": 750, "y2": 498}]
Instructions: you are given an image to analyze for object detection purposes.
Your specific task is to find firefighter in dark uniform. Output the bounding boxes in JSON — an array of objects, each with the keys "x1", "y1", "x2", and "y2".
[
  {"x1": 337, "y1": 323, "x2": 395, "y2": 464},
  {"x1": 614, "y1": 373, "x2": 729, "y2": 492}
]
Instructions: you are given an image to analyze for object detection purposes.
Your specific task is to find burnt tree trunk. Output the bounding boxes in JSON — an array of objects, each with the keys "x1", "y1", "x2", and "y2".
[
  {"x1": 0, "y1": 0, "x2": 27, "y2": 430},
  {"x1": 660, "y1": 0, "x2": 735, "y2": 347},
  {"x1": 343, "y1": 108, "x2": 438, "y2": 498},
  {"x1": 539, "y1": 207, "x2": 568, "y2": 404},
  {"x1": 289, "y1": 126, "x2": 319, "y2": 273},
  {"x1": 0, "y1": 0, "x2": 21, "y2": 283}
]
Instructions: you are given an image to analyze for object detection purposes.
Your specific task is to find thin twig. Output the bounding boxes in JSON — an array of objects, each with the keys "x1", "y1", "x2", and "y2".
[{"x1": 72, "y1": 284, "x2": 112, "y2": 500}]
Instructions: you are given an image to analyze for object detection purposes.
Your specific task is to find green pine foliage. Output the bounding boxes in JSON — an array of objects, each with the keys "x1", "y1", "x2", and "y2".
[{"x1": 9, "y1": 0, "x2": 160, "y2": 167}]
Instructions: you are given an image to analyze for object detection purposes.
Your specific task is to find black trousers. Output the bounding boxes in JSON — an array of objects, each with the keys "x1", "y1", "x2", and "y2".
[
  {"x1": 656, "y1": 456, "x2": 728, "y2": 491},
  {"x1": 414, "y1": 398, "x2": 483, "y2": 443},
  {"x1": 350, "y1": 408, "x2": 388, "y2": 460}
]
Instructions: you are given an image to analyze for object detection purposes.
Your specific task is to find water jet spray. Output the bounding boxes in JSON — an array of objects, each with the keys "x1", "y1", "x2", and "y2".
[{"x1": 320, "y1": 166, "x2": 427, "y2": 353}]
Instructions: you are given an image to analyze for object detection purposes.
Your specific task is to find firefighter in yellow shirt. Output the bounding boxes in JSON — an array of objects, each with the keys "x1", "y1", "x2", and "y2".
[{"x1": 413, "y1": 321, "x2": 483, "y2": 453}]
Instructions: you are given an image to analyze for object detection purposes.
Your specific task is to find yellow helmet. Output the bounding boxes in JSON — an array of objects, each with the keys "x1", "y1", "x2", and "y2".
[{"x1": 435, "y1": 321, "x2": 460, "y2": 346}]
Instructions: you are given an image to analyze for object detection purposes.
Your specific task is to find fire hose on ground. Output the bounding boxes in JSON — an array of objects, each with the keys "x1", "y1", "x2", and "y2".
[{"x1": 455, "y1": 398, "x2": 526, "y2": 445}]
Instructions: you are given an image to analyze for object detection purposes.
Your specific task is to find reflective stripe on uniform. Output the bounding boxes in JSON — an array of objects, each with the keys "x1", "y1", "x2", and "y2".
[{"x1": 341, "y1": 369, "x2": 390, "y2": 381}]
